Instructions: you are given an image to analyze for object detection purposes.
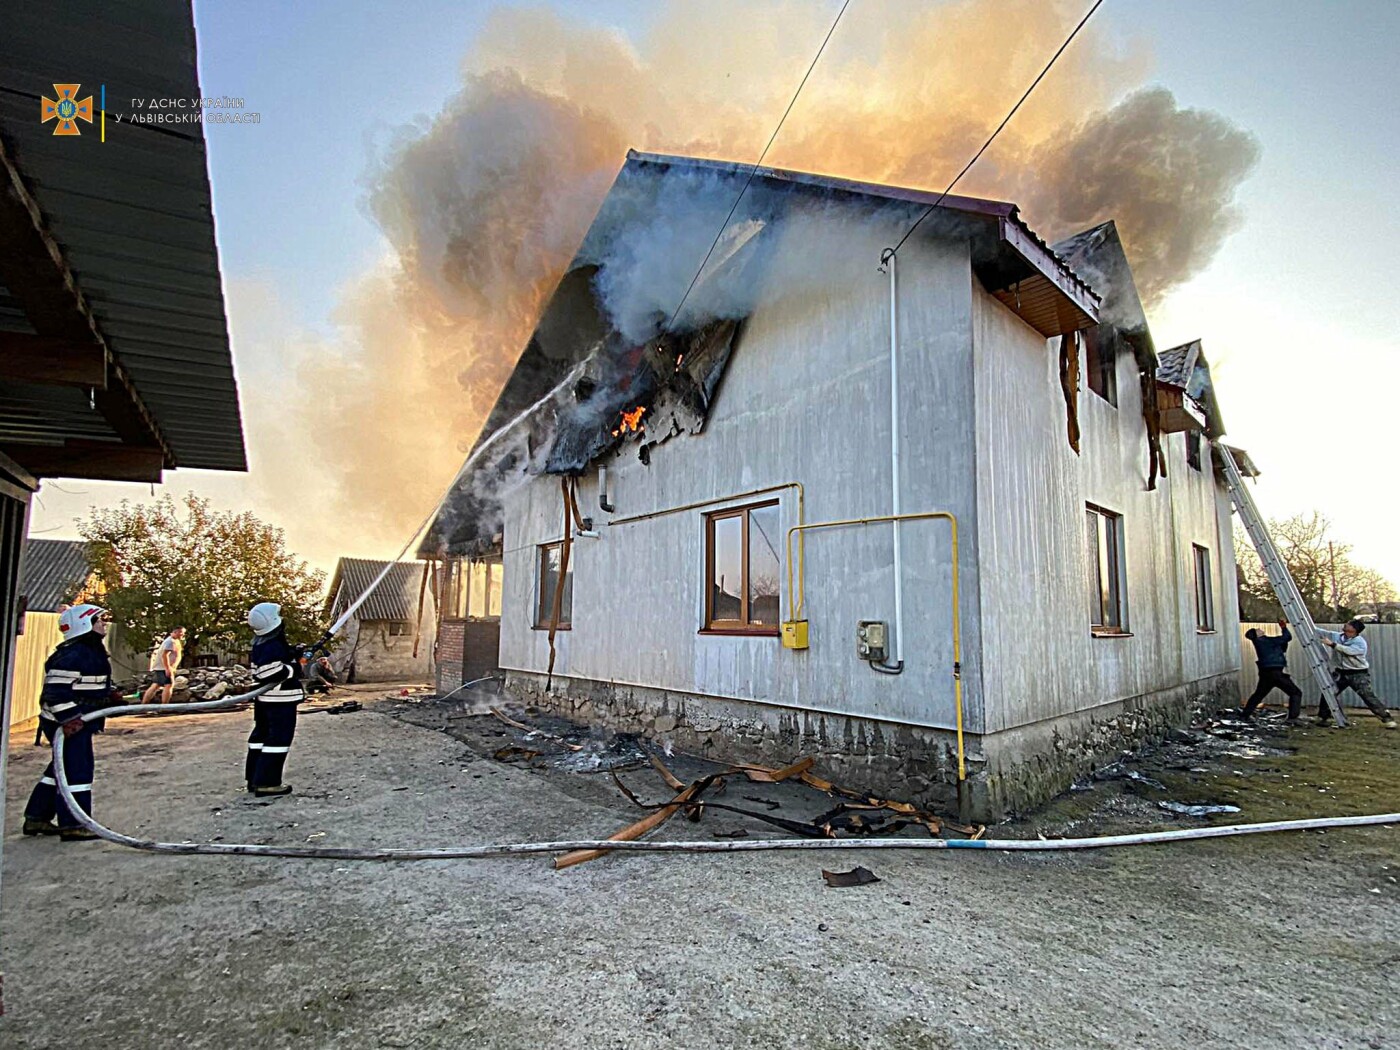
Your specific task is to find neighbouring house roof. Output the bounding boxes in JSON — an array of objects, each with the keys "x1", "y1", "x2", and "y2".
[
  {"x1": 20, "y1": 538, "x2": 92, "y2": 613},
  {"x1": 0, "y1": 5, "x2": 246, "y2": 479},
  {"x1": 325, "y1": 558, "x2": 429, "y2": 622},
  {"x1": 1157, "y1": 339, "x2": 1226, "y2": 436},
  {"x1": 421, "y1": 150, "x2": 1107, "y2": 558}
]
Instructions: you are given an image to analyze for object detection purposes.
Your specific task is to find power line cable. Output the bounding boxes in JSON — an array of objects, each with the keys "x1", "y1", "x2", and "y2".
[
  {"x1": 885, "y1": 0, "x2": 1105, "y2": 260},
  {"x1": 665, "y1": 0, "x2": 853, "y2": 333}
]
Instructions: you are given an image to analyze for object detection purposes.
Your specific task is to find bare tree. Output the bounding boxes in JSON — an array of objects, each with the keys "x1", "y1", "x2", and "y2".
[{"x1": 1235, "y1": 512, "x2": 1396, "y2": 622}]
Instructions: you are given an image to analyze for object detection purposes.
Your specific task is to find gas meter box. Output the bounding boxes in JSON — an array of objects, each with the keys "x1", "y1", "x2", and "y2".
[
  {"x1": 857, "y1": 620, "x2": 887, "y2": 663},
  {"x1": 781, "y1": 619, "x2": 809, "y2": 650}
]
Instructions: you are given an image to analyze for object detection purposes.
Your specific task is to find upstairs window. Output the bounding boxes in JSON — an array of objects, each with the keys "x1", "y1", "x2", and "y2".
[
  {"x1": 1083, "y1": 328, "x2": 1117, "y2": 407},
  {"x1": 1086, "y1": 504, "x2": 1127, "y2": 633},
  {"x1": 1186, "y1": 430, "x2": 1202, "y2": 471},
  {"x1": 535, "y1": 543, "x2": 572, "y2": 630},
  {"x1": 704, "y1": 501, "x2": 781, "y2": 634},
  {"x1": 1193, "y1": 544, "x2": 1215, "y2": 632}
]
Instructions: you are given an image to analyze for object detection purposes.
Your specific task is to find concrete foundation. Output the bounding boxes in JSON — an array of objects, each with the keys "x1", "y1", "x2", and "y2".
[{"x1": 504, "y1": 669, "x2": 1238, "y2": 822}]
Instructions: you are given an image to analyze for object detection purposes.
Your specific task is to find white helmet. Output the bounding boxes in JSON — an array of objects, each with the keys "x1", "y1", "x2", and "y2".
[
  {"x1": 247, "y1": 602, "x2": 283, "y2": 635},
  {"x1": 59, "y1": 603, "x2": 107, "y2": 640}
]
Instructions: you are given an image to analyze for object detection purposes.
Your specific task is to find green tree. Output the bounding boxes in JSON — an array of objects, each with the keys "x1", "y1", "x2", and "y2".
[
  {"x1": 78, "y1": 494, "x2": 328, "y2": 657},
  {"x1": 1235, "y1": 512, "x2": 1398, "y2": 623}
]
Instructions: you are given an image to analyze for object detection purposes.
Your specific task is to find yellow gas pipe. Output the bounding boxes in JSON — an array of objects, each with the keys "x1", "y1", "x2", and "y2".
[{"x1": 784, "y1": 511, "x2": 964, "y2": 782}]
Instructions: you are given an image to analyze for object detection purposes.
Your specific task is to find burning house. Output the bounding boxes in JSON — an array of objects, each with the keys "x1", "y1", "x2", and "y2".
[{"x1": 421, "y1": 151, "x2": 1243, "y2": 820}]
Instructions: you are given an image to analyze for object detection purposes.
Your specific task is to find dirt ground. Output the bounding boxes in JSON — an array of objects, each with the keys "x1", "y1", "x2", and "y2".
[{"x1": 2, "y1": 685, "x2": 1397, "y2": 1050}]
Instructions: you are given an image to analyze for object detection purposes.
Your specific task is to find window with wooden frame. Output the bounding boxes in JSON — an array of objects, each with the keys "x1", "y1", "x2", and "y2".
[
  {"x1": 1086, "y1": 504, "x2": 1127, "y2": 633},
  {"x1": 1193, "y1": 544, "x2": 1215, "y2": 632},
  {"x1": 440, "y1": 559, "x2": 503, "y2": 621},
  {"x1": 1082, "y1": 327, "x2": 1117, "y2": 406},
  {"x1": 703, "y1": 500, "x2": 781, "y2": 634},
  {"x1": 1186, "y1": 430, "x2": 1202, "y2": 471},
  {"x1": 534, "y1": 542, "x2": 572, "y2": 630}
]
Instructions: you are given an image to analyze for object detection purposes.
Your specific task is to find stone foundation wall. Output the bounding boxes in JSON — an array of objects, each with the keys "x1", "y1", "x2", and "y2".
[
  {"x1": 970, "y1": 672, "x2": 1238, "y2": 820},
  {"x1": 504, "y1": 671, "x2": 968, "y2": 814},
  {"x1": 503, "y1": 669, "x2": 1238, "y2": 821}
]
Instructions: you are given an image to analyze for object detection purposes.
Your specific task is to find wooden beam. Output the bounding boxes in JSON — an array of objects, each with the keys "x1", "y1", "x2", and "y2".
[
  {"x1": 4, "y1": 441, "x2": 165, "y2": 483},
  {"x1": 0, "y1": 332, "x2": 107, "y2": 388},
  {"x1": 0, "y1": 136, "x2": 171, "y2": 463}
]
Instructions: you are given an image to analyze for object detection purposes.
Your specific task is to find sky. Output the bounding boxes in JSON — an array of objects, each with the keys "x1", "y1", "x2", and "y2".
[{"x1": 26, "y1": 0, "x2": 1400, "y2": 586}]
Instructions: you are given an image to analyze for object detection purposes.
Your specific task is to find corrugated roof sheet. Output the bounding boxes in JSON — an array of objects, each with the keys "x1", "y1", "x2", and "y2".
[
  {"x1": 20, "y1": 538, "x2": 91, "y2": 612},
  {"x1": 0, "y1": 4, "x2": 246, "y2": 471},
  {"x1": 326, "y1": 558, "x2": 429, "y2": 622}
]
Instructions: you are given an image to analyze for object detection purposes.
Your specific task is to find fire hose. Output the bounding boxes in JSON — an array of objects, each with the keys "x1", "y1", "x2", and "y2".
[{"x1": 51, "y1": 690, "x2": 1400, "y2": 861}]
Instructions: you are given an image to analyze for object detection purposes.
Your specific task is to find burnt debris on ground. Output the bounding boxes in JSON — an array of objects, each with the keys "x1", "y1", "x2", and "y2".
[{"x1": 387, "y1": 690, "x2": 1400, "y2": 854}]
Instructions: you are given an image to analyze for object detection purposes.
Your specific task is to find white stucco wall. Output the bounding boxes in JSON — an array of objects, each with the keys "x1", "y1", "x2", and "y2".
[
  {"x1": 501, "y1": 219, "x2": 985, "y2": 733},
  {"x1": 971, "y1": 286, "x2": 1240, "y2": 734},
  {"x1": 497, "y1": 224, "x2": 1239, "y2": 739}
]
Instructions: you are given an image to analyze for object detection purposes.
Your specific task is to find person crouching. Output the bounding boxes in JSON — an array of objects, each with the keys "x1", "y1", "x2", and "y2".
[{"x1": 245, "y1": 602, "x2": 305, "y2": 796}]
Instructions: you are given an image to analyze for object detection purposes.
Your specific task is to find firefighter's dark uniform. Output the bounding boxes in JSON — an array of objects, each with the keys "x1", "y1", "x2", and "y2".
[
  {"x1": 24, "y1": 632, "x2": 113, "y2": 832},
  {"x1": 246, "y1": 626, "x2": 304, "y2": 790}
]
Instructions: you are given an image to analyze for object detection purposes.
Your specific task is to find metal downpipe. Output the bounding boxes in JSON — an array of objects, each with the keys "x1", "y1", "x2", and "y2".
[{"x1": 880, "y1": 248, "x2": 905, "y2": 675}]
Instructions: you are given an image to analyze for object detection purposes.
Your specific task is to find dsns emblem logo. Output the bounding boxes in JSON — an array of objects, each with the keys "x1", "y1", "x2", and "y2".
[{"x1": 41, "y1": 84, "x2": 93, "y2": 136}]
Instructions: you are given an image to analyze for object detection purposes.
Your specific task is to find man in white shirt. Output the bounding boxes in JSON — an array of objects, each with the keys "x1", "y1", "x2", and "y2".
[
  {"x1": 141, "y1": 626, "x2": 185, "y2": 705},
  {"x1": 1315, "y1": 619, "x2": 1396, "y2": 728}
]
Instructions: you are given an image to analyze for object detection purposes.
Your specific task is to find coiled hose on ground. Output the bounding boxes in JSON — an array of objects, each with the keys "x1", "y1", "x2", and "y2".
[{"x1": 51, "y1": 689, "x2": 1400, "y2": 861}]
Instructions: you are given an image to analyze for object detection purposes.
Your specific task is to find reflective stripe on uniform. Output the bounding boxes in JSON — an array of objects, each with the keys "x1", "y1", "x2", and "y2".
[
  {"x1": 73, "y1": 675, "x2": 109, "y2": 691},
  {"x1": 40, "y1": 776, "x2": 56, "y2": 786},
  {"x1": 247, "y1": 743, "x2": 264, "y2": 750},
  {"x1": 45, "y1": 670, "x2": 81, "y2": 683},
  {"x1": 252, "y1": 662, "x2": 288, "y2": 681},
  {"x1": 67, "y1": 783, "x2": 92, "y2": 793},
  {"x1": 261, "y1": 746, "x2": 290, "y2": 754}
]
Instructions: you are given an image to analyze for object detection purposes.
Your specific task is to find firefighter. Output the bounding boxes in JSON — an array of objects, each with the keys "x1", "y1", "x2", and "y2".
[
  {"x1": 245, "y1": 602, "x2": 305, "y2": 796},
  {"x1": 22, "y1": 604, "x2": 120, "y2": 841}
]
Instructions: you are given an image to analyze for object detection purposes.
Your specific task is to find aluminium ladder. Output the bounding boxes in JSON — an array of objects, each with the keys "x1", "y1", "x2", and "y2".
[{"x1": 1214, "y1": 441, "x2": 1347, "y2": 725}]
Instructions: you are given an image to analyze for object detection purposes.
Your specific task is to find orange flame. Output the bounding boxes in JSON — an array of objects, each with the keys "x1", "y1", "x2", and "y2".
[{"x1": 611, "y1": 405, "x2": 647, "y2": 437}]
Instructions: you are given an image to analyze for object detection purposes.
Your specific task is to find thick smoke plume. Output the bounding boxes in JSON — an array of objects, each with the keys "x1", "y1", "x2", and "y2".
[{"x1": 250, "y1": 0, "x2": 1260, "y2": 560}]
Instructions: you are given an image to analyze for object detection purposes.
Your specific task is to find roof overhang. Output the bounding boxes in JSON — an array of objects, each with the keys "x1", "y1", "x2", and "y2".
[
  {"x1": 1222, "y1": 444, "x2": 1260, "y2": 477},
  {"x1": 988, "y1": 215, "x2": 1100, "y2": 336},
  {"x1": 0, "y1": 4, "x2": 247, "y2": 481}
]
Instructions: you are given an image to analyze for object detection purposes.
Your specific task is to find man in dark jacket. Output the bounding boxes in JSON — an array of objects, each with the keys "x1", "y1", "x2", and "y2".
[
  {"x1": 245, "y1": 602, "x2": 305, "y2": 796},
  {"x1": 22, "y1": 604, "x2": 121, "y2": 841},
  {"x1": 1240, "y1": 619, "x2": 1304, "y2": 724}
]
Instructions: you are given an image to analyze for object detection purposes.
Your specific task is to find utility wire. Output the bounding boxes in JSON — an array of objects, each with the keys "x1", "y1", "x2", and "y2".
[
  {"x1": 885, "y1": 0, "x2": 1105, "y2": 260},
  {"x1": 665, "y1": 0, "x2": 852, "y2": 333}
]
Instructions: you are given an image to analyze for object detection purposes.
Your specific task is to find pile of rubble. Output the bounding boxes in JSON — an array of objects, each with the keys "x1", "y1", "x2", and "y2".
[
  {"x1": 115, "y1": 664, "x2": 259, "y2": 702},
  {"x1": 180, "y1": 664, "x2": 256, "y2": 700}
]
